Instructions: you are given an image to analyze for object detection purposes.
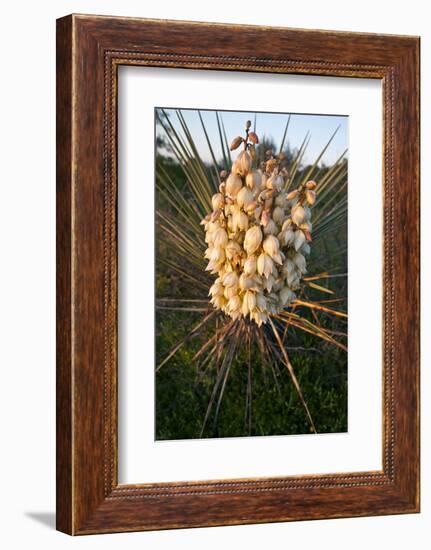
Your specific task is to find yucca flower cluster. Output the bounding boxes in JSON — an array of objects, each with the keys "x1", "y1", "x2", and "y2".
[{"x1": 201, "y1": 121, "x2": 317, "y2": 326}]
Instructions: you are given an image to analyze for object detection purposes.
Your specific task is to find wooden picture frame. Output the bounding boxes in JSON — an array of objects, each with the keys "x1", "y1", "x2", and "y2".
[{"x1": 56, "y1": 14, "x2": 420, "y2": 535}]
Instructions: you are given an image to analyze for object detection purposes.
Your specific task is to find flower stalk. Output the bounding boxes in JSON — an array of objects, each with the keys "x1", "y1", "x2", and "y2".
[{"x1": 202, "y1": 122, "x2": 317, "y2": 326}]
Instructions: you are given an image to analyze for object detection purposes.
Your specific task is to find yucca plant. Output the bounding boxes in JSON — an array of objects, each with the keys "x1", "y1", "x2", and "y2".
[{"x1": 155, "y1": 108, "x2": 348, "y2": 439}]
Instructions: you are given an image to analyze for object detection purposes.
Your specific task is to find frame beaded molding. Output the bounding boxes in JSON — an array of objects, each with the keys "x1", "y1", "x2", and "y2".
[{"x1": 102, "y1": 50, "x2": 395, "y2": 499}]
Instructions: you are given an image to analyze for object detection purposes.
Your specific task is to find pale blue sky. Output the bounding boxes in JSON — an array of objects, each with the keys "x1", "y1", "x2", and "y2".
[{"x1": 156, "y1": 108, "x2": 348, "y2": 167}]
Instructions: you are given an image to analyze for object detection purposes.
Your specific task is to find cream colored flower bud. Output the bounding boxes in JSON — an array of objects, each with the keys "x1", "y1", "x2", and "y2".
[
  {"x1": 241, "y1": 296, "x2": 249, "y2": 316},
  {"x1": 223, "y1": 271, "x2": 238, "y2": 288},
  {"x1": 239, "y1": 273, "x2": 255, "y2": 290},
  {"x1": 226, "y1": 295, "x2": 241, "y2": 314},
  {"x1": 225, "y1": 240, "x2": 242, "y2": 263},
  {"x1": 283, "y1": 258, "x2": 296, "y2": 276},
  {"x1": 291, "y1": 204, "x2": 306, "y2": 225},
  {"x1": 263, "y1": 235, "x2": 280, "y2": 257},
  {"x1": 293, "y1": 252, "x2": 307, "y2": 274},
  {"x1": 263, "y1": 274, "x2": 275, "y2": 292},
  {"x1": 265, "y1": 159, "x2": 277, "y2": 173},
  {"x1": 244, "y1": 256, "x2": 257, "y2": 276},
  {"x1": 279, "y1": 228, "x2": 295, "y2": 247},
  {"x1": 225, "y1": 173, "x2": 243, "y2": 197},
  {"x1": 213, "y1": 227, "x2": 228, "y2": 247},
  {"x1": 205, "y1": 259, "x2": 220, "y2": 273},
  {"x1": 257, "y1": 253, "x2": 274, "y2": 279},
  {"x1": 263, "y1": 219, "x2": 278, "y2": 236},
  {"x1": 254, "y1": 310, "x2": 268, "y2": 326},
  {"x1": 209, "y1": 282, "x2": 224, "y2": 297},
  {"x1": 241, "y1": 291, "x2": 256, "y2": 316},
  {"x1": 305, "y1": 180, "x2": 317, "y2": 190},
  {"x1": 245, "y1": 290, "x2": 257, "y2": 311},
  {"x1": 266, "y1": 175, "x2": 276, "y2": 190},
  {"x1": 210, "y1": 246, "x2": 225, "y2": 263},
  {"x1": 224, "y1": 285, "x2": 238, "y2": 299},
  {"x1": 232, "y1": 209, "x2": 248, "y2": 232},
  {"x1": 237, "y1": 186, "x2": 254, "y2": 209},
  {"x1": 234, "y1": 150, "x2": 252, "y2": 176},
  {"x1": 281, "y1": 219, "x2": 292, "y2": 232},
  {"x1": 244, "y1": 225, "x2": 262, "y2": 255},
  {"x1": 246, "y1": 170, "x2": 262, "y2": 190},
  {"x1": 286, "y1": 270, "x2": 297, "y2": 287},
  {"x1": 294, "y1": 230, "x2": 306, "y2": 251},
  {"x1": 211, "y1": 193, "x2": 224, "y2": 210}
]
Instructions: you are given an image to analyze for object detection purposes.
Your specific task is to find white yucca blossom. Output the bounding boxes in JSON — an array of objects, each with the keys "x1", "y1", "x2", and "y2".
[{"x1": 201, "y1": 124, "x2": 317, "y2": 326}]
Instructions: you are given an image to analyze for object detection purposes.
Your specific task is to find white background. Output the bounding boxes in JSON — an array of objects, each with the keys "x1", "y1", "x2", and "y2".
[
  {"x1": 118, "y1": 68, "x2": 382, "y2": 483},
  {"x1": 0, "y1": 1, "x2": 428, "y2": 548}
]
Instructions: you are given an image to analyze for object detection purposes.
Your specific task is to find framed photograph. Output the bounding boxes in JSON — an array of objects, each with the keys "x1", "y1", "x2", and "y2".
[{"x1": 56, "y1": 14, "x2": 420, "y2": 534}]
